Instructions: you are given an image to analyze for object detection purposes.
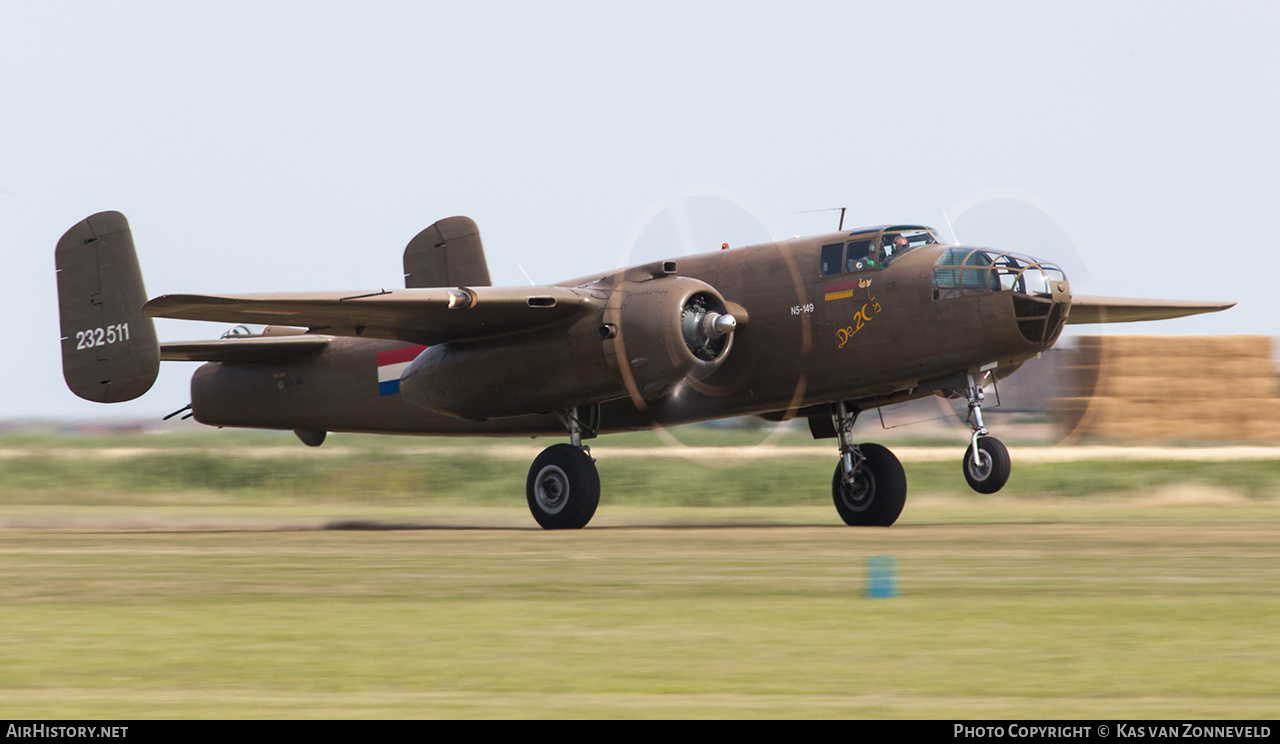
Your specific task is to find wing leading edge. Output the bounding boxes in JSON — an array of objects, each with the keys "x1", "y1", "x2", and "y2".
[
  {"x1": 142, "y1": 286, "x2": 593, "y2": 346},
  {"x1": 1067, "y1": 296, "x2": 1235, "y2": 324}
]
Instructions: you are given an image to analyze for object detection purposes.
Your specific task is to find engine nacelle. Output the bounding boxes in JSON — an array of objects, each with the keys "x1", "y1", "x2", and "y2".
[
  {"x1": 399, "y1": 276, "x2": 738, "y2": 420},
  {"x1": 603, "y1": 276, "x2": 736, "y2": 401}
]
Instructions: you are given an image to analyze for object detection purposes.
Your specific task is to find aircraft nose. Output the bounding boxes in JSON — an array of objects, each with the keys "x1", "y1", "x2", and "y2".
[
  {"x1": 1016, "y1": 298, "x2": 1068, "y2": 348},
  {"x1": 1002, "y1": 255, "x2": 1069, "y2": 346}
]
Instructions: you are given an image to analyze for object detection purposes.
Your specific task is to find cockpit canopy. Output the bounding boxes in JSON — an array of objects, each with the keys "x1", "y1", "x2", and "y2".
[{"x1": 818, "y1": 225, "x2": 941, "y2": 276}]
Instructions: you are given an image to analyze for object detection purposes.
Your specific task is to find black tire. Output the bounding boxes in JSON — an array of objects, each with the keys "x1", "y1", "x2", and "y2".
[
  {"x1": 526, "y1": 444, "x2": 601, "y2": 529},
  {"x1": 963, "y1": 436, "x2": 1011, "y2": 494},
  {"x1": 832, "y1": 443, "x2": 907, "y2": 526}
]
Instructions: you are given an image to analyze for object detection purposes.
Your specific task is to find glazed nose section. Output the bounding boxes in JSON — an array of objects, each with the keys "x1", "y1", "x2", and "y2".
[
  {"x1": 1011, "y1": 261, "x2": 1069, "y2": 346},
  {"x1": 1018, "y1": 260, "x2": 1070, "y2": 304}
]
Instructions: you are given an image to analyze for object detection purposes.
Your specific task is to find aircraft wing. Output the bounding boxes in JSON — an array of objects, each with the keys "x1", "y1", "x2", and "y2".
[
  {"x1": 142, "y1": 286, "x2": 591, "y2": 346},
  {"x1": 1067, "y1": 296, "x2": 1235, "y2": 324},
  {"x1": 160, "y1": 336, "x2": 334, "y2": 363}
]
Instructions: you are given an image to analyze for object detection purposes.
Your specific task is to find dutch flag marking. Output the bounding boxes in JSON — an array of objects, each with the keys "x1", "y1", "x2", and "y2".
[{"x1": 376, "y1": 345, "x2": 426, "y2": 396}]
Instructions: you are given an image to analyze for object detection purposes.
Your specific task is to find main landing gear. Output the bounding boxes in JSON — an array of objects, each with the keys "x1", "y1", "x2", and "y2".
[
  {"x1": 527, "y1": 376, "x2": 1012, "y2": 529},
  {"x1": 830, "y1": 402, "x2": 907, "y2": 526},
  {"x1": 959, "y1": 372, "x2": 1011, "y2": 494},
  {"x1": 526, "y1": 406, "x2": 600, "y2": 529}
]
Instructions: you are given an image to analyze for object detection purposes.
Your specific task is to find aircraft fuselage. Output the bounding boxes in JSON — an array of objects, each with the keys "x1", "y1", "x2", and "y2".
[{"x1": 188, "y1": 230, "x2": 1068, "y2": 437}]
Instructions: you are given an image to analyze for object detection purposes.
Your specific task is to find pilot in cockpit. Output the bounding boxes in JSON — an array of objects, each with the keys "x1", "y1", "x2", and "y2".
[{"x1": 883, "y1": 233, "x2": 909, "y2": 263}]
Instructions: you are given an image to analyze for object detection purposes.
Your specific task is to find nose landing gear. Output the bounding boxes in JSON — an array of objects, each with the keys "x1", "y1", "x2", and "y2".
[{"x1": 960, "y1": 372, "x2": 1011, "y2": 494}]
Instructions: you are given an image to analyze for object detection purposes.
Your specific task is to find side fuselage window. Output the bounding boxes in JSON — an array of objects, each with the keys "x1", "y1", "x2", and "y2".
[{"x1": 820, "y1": 243, "x2": 844, "y2": 276}]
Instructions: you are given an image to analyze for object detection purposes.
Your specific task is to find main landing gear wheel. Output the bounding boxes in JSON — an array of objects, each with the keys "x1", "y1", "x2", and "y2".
[
  {"x1": 526, "y1": 443, "x2": 600, "y2": 530},
  {"x1": 832, "y1": 443, "x2": 907, "y2": 527},
  {"x1": 963, "y1": 436, "x2": 1011, "y2": 494}
]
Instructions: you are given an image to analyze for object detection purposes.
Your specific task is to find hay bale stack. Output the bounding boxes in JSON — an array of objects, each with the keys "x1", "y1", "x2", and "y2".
[{"x1": 1058, "y1": 336, "x2": 1280, "y2": 442}]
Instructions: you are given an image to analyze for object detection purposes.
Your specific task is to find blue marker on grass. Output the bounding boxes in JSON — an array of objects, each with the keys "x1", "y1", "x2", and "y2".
[{"x1": 866, "y1": 555, "x2": 898, "y2": 598}]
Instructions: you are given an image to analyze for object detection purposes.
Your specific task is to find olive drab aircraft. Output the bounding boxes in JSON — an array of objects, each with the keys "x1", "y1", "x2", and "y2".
[{"x1": 56, "y1": 211, "x2": 1233, "y2": 529}]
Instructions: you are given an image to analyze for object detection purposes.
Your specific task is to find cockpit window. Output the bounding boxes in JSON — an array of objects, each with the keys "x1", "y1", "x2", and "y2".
[
  {"x1": 818, "y1": 226, "x2": 942, "y2": 277},
  {"x1": 844, "y1": 239, "x2": 877, "y2": 272},
  {"x1": 881, "y1": 228, "x2": 939, "y2": 265}
]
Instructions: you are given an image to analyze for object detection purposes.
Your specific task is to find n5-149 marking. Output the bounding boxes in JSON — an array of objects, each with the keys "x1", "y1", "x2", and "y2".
[{"x1": 74, "y1": 323, "x2": 130, "y2": 350}]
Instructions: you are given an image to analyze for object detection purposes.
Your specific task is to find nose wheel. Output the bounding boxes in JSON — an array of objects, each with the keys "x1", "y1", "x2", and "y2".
[
  {"x1": 964, "y1": 436, "x2": 1010, "y2": 493},
  {"x1": 960, "y1": 372, "x2": 1011, "y2": 494}
]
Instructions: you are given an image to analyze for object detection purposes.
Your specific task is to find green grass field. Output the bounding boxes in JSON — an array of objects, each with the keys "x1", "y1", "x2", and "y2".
[
  {"x1": 1, "y1": 430, "x2": 1278, "y2": 718},
  {"x1": 5, "y1": 427, "x2": 1280, "y2": 508}
]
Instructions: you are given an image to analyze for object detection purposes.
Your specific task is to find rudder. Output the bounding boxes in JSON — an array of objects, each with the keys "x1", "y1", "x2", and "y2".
[{"x1": 56, "y1": 211, "x2": 159, "y2": 402}]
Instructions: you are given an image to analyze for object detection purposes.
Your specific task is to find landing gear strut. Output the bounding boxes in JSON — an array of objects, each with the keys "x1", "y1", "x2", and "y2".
[
  {"x1": 526, "y1": 406, "x2": 600, "y2": 529},
  {"x1": 960, "y1": 372, "x2": 1011, "y2": 494},
  {"x1": 830, "y1": 402, "x2": 906, "y2": 526}
]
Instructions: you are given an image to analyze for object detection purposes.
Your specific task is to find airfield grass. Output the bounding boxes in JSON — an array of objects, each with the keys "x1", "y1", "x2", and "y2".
[
  {"x1": 4, "y1": 427, "x2": 1280, "y2": 508},
  {"x1": 1, "y1": 515, "x2": 1279, "y2": 718},
  {"x1": 1, "y1": 430, "x2": 1279, "y2": 718}
]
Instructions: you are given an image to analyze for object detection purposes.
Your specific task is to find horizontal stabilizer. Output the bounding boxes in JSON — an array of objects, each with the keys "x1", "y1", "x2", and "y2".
[
  {"x1": 143, "y1": 286, "x2": 590, "y2": 346},
  {"x1": 1067, "y1": 296, "x2": 1235, "y2": 324},
  {"x1": 56, "y1": 211, "x2": 160, "y2": 402},
  {"x1": 160, "y1": 335, "x2": 333, "y2": 363}
]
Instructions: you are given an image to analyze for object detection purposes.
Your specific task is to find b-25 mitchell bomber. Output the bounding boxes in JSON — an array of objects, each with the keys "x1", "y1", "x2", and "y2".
[{"x1": 57, "y1": 211, "x2": 1232, "y2": 529}]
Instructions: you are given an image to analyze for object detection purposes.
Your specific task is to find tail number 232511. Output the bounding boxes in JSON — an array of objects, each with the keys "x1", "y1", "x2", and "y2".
[{"x1": 74, "y1": 323, "x2": 131, "y2": 350}]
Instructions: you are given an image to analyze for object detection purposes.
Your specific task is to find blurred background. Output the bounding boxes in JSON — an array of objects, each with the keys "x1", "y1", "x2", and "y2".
[{"x1": 3, "y1": 1, "x2": 1276, "y2": 428}]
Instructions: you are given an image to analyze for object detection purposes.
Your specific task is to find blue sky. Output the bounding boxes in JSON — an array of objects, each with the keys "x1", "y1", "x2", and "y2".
[{"x1": 4, "y1": 1, "x2": 1276, "y2": 419}]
